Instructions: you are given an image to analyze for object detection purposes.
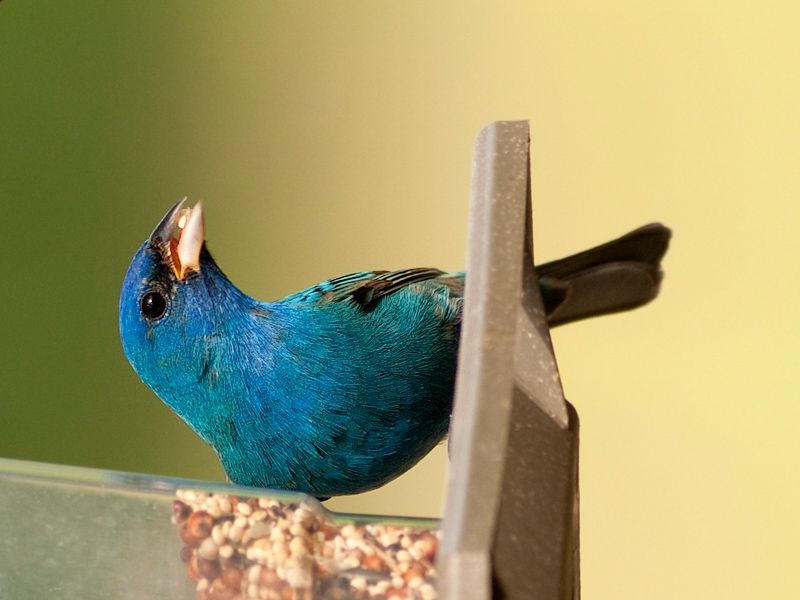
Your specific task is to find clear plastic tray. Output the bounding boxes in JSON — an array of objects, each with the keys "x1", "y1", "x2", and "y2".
[{"x1": 0, "y1": 458, "x2": 439, "y2": 599}]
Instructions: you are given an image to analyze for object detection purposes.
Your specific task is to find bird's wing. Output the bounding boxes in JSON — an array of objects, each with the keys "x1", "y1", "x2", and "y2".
[{"x1": 280, "y1": 268, "x2": 450, "y2": 311}]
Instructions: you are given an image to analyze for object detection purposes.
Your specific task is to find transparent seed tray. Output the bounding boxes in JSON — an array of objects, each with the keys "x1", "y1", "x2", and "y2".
[{"x1": 0, "y1": 458, "x2": 439, "y2": 600}]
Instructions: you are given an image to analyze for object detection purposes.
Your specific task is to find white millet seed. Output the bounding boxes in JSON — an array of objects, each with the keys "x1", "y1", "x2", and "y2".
[
  {"x1": 198, "y1": 537, "x2": 219, "y2": 560},
  {"x1": 420, "y1": 582, "x2": 437, "y2": 600},
  {"x1": 218, "y1": 497, "x2": 232, "y2": 514},
  {"x1": 228, "y1": 525, "x2": 244, "y2": 543},
  {"x1": 289, "y1": 536, "x2": 308, "y2": 556},
  {"x1": 248, "y1": 565, "x2": 262, "y2": 584},
  {"x1": 211, "y1": 524, "x2": 225, "y2": 546},
  {"x1": 351, "y1": 576, "x2": 368, "y2": 591}
]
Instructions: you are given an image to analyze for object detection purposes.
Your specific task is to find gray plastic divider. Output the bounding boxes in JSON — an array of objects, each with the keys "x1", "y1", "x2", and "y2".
[{"x1": 437, "y1": 121, "x2": 580, "y2": 600}]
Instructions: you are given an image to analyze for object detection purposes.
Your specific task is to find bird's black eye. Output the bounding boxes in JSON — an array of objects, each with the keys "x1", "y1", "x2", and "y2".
[{"x1": 140, "y1": 291, "x2": 168, "y2": 321}]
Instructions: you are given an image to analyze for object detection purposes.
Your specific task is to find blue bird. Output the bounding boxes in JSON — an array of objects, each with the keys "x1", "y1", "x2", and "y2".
[{"x1": 120, "y1": 200, "x2": 669, "y2": 497}]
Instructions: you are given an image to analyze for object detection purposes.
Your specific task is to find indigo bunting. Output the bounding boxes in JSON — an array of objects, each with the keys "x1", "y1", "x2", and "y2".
[{"x1": 120, "y1": 200, "x2": 669, "y2": 497}]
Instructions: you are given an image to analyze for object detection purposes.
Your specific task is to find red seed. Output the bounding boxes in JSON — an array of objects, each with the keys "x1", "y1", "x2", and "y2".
[
  {"x1": 404, "y1": 565, "x2": 425, "y2": 583},
  {"x1": 197, "y1": 557, "x2": 221, "y2": 581},
  {"x1": 221, "y1": 566, "x2": 243, "y2": 590},
  {"x1": 416, "y1": 533, "x2": 438, "y2": 561},
  {"x1": 178, "y1": 521, "x2": 197, "y2": 547},
  {"x1": 187, "y1": 511, "x2": 215, "y2": 540},
  {"x1": 362, "y1": 554, "x2": 384, "y2": 572},
  {"x1": 172, "y1": 500, "x2": 191, "y2": 524},
  {"x1": 209, "y1": 577, "x2": 236, "y2": 600},
  {"x1": 186, "y1": 556, "x2": 201, "y2": 582},
  {"x1": 259, "y1": 567, "x2": 281, "y2": 589},
  {"x1": 319, "y1": 522, "x2": 338, "y2": 540}
]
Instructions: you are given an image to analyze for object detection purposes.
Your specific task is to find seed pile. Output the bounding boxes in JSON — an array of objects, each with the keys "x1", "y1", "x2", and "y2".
[{"x1": 172, "y1": 489, "x2": 439, "y2": 600}]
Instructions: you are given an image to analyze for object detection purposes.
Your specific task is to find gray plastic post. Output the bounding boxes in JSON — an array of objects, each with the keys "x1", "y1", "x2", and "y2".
[{"x1": 437, "y1": 121, "x2": 580, "y2": 600}]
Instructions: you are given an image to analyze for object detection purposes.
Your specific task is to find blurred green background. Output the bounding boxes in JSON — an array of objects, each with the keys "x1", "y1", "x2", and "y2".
[{"x1": 1, "y1": 2, "x2": 798, "y2": 599}]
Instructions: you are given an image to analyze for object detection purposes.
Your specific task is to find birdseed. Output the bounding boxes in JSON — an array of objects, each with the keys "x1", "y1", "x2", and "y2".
[{"x1": 172, "y1": 489, "x2": 439, "y2": 599}]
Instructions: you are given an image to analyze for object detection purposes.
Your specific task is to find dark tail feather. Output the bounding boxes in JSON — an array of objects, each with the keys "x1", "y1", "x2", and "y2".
[{"x1": 537, "y1": 223, "x2": 671, "y2": 327}]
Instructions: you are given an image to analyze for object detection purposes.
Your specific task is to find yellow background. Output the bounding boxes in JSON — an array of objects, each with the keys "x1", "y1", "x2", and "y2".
[{"x1": 1, "y1": 2, "x2": 798, "y2": 598}]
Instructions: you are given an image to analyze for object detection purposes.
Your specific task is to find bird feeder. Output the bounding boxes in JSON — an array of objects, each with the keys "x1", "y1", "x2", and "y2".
[{"x1": 0, "y1": 121, "x2": 579, "y2": 599}]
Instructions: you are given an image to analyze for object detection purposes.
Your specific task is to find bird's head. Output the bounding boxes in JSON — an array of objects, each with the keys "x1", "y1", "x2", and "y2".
[{"x1": 119, "y1": 199, "x2": 244, "y2": 425}]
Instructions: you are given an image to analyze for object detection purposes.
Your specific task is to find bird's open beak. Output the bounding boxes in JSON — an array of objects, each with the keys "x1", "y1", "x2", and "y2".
[{"x1": 149, "y1": 198, "x2": 205, "y2": 281}]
